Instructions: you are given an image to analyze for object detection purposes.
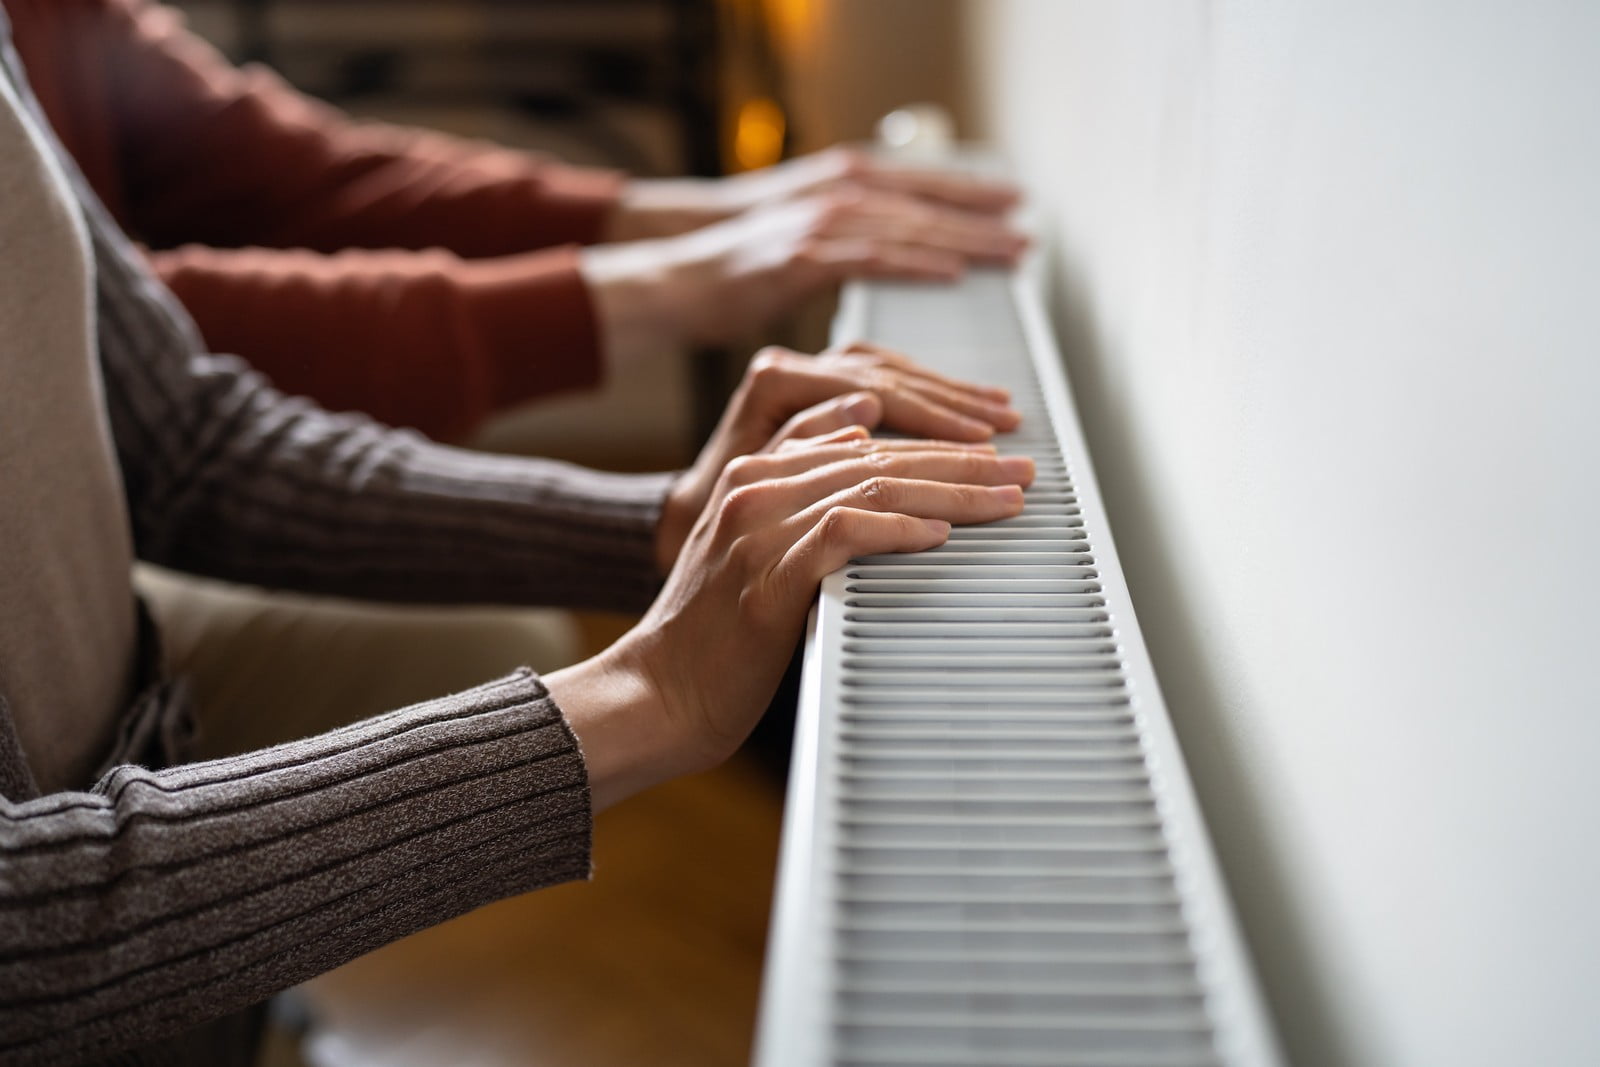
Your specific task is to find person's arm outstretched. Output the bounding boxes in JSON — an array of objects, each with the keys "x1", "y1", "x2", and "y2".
[
  {"x1": 0, "y1": 420, "x2": 1031, "y2": 1064},
  {"x1": 0, "y1": 669, "x2": 592, "y2": 1065}
]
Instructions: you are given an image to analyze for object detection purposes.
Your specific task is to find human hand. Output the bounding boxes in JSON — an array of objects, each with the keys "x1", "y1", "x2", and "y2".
[
  {"x1": 608, "y1": 146, "x2": 1021, "y2": 240},
  {"x1": 716, "y1": 145, "x2": 1022, "y2": 217},
  {"x1": 545, "y1": 436, "x2": 1036, "y2": 809},
  {"x1": 652, "y1": 341, "x2": 1022, "y2": 572},
  {"x1": 584, "y1": 186, "x2": 1027, "y2": 357}
]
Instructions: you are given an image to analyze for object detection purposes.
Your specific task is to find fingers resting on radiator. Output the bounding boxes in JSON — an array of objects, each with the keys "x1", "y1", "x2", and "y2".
[
  {"x1": 584, "y1": 180, "x2": 1028, "y2": 355},
  {"x1": 653, "y1": 341, "x2": 1023, "y2": 572},
  {"x1": 546, "y1": 421, "x2": 1032, "y2": 811}
]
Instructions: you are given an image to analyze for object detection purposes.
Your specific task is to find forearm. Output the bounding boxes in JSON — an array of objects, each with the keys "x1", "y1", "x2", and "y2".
[
  {"x1": 545, "y1": 646, "x2": 679, "y2": 813},
  {"x1": 0, "y1": 671, "x2": 589, "y2": 1064},
  {"x1": 578, "y1": 221, "x2": 779, "y2": 359},
  {"x1": 582, "y1": 185, "x2": 1028, "y2": 361},
  {"x1": 121, "y1": 357, "x2": 674, "y2": 612}
]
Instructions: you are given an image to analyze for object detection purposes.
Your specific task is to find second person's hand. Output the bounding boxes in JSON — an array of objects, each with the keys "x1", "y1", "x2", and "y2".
[{"x1": 583, "y1": 188, "x2": 1027, "y2": 362}]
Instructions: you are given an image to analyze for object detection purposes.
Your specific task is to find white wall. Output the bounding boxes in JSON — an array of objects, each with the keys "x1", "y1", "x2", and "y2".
[{"x1": 962, "y1": 3, "x2": 1600, "y2": 1065}]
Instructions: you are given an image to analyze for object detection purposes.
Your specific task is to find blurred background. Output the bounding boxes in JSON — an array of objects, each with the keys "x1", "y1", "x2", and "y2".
[{"x1": 166, "y1": 3, "x2": 1600, "y2": 1067}]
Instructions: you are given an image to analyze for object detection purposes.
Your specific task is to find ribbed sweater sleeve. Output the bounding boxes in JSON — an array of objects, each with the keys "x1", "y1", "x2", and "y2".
[{"x1": 0, "y1": 671, "x2": 592, "y2": 1066}]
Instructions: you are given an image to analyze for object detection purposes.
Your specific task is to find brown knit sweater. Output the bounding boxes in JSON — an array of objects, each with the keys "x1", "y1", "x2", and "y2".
[{"x1": 0, "y1": 9, "x2": 672, "y2": 1063}]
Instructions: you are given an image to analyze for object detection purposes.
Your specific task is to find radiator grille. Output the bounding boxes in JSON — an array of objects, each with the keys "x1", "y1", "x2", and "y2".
[{"x1": 755, "y1": 270, "x2": 1281, "y2": 1067}]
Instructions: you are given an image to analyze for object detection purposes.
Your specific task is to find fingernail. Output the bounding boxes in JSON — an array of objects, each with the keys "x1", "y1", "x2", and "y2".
[
  {"x1": 921, "y1": 518, "x2": 952, "y2": 536},
  {"x1": 999, "y1": 456, "x2": 1035, "y2": 480},
  {"x1": 988, "y1": 485, "x2": 1025, "y2": 504}
]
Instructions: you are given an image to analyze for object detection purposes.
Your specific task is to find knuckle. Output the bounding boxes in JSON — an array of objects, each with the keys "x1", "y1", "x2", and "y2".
[
  {"x1": 866, "y1": 367, "x2": 900, "y2": 393},
  {"x1": 960, "y1": 481, "x2": 990, "y2": 506},
  {"x1": 817, "y1": 505, "x2": 855, "y2": 541},
  {"x1": 720, "y1": 483, "x2": 763, "y2": 523},
  {"x1": 722, "y1": 454, "x2": 763, "y2": 487},
  {"x1": 749, "y1": 346, "x2": 790, "y2": 378},
  {"x1": 863, "y1": 449, "x2": 899, "y2": 472},
  {"x1": 858, "y1": 476, "x2": 896, "y2": 505}
]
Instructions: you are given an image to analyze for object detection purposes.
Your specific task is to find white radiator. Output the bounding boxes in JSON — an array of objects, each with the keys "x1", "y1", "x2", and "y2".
[{"x1": 753, "y1": 264, "x2": 1284, "y2": 1067}]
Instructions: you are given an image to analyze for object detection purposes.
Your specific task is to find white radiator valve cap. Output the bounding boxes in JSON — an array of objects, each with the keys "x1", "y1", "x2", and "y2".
[{"x1": 876, "y1": 103, "x2": 955, "y2": 159}]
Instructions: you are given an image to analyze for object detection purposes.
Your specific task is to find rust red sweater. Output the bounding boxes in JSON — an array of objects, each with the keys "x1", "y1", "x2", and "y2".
[{"x1": 7, "y1": 0, "x2": 627, "y2": 440}]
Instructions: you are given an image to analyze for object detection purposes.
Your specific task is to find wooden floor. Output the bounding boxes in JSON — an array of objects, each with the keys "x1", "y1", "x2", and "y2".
[
  {"x1": 288, "y1": 611, "x2": 787, "y2": 1067},
  {"x1": 299, "y1": 758, "x2": 783, "y2": 1067}
]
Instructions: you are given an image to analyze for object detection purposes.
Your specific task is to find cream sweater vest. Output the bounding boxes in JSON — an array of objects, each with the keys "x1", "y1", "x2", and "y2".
[{"x1": 0, "y1": 66, "x2": 134, "y2": 793}]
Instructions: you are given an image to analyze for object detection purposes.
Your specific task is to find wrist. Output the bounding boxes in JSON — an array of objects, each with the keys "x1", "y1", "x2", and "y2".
[
  {"x1": 545, "y1": 642, "x2": 692, "y2": 812},
  {"x1": 580, "y1": 240, "x2": 692, "y2": 366},
  {"x1": 581, "y1": 234, "x2": 732, "y2": 362}
]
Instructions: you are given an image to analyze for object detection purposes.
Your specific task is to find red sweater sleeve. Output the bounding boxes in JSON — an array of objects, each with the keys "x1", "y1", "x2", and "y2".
[
  {"x1": 151, "y1": 244, "x2": 606, "y2": 440},
  {"x1": 7, "y1": 0, "x2": 626, "y2": 438},
  {"x1": 92, "y1": 0, "x2": 626, "y2": 254}
]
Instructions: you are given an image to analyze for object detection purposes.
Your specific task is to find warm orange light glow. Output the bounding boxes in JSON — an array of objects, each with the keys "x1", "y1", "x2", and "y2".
[
  {"x1": 765, "y1": 0, "x2": 820, "y2": 50},
  {"x1": 734, "y1": 96, "x2": 787, "y2": 171}
]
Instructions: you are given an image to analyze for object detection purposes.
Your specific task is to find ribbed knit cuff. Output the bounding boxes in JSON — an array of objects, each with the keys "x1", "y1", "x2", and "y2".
[{"x1": 534, "y1": 163, "x2": 627, "y2": 245}]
